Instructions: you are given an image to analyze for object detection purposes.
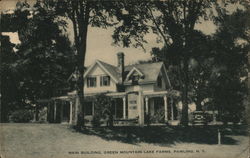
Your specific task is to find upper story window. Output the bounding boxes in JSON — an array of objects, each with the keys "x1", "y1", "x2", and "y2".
[
  {"x1": 157, "y1": 75, "x2": 162, "y2": 88},
  {"x1": 132, "y1": 75, "x2": 140, "y2": 85},
  {"x1": 87, "y1": 76, "x2": 96, "y2": 87},
  {"x1": 100, "y1": 75, "x2": 110, "y2": 86}
]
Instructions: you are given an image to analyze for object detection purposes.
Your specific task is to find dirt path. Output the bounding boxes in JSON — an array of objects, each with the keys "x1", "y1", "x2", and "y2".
[{"x1": 0, "y1": 123, "x2": 248, "y2": 158}]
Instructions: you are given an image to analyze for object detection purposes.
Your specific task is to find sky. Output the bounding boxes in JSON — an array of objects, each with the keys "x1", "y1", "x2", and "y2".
[{"x1": 2, "y1": 0, "x2": 239, "y2": 67}]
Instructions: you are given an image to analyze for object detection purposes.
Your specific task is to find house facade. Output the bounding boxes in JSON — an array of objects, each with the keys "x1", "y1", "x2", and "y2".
[{"x1": 47, "y1": 52, "x2": 180, "y2": 126}]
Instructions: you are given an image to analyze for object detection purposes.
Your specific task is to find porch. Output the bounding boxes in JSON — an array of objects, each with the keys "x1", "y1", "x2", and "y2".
[{"x1": 48, "y1": 90, "x2": 181, "y2": 126}]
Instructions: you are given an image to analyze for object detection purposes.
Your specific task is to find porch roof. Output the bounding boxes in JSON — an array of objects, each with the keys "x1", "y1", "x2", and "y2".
[
  {"x1": 51, "y1": 95, "x2": 72, "y2": 101},
  {"x1": 84, "y1": 92, "x2": 126, "y2": 98},
  {"x1": 106, "y1": 92, "x2": 126, "y2": 98},
  {"x1": 143, "y1": 90, "x2": 181, "y2": 98},
  {"x1": 54, "y1": 89, "x2": 181, "y2": 101}
]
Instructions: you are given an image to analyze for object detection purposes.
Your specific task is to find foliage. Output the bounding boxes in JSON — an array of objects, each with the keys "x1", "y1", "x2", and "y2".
[
  {"x1": 208, "y1": 9, "x2": 249, "y2": 122},
  {"x1": 112, "y1": 0, "x2": 248, "y2": 126},
  {"x1": 150, "y1": 8, "x2": 249, "y2": 123},
  {"x1": 0, "y1": 34, "x2": 26, "y2": 122},
  {"x1": 40, "y1": 0, "x2": 124, "y2": 127},
  {"x1": 9, "y1": 109, "x2": 34, "y2": 123},
  {"x1": 112, "y1": 0, "x2": 216, "y2": 126},
  {"x1": 150, "y1": 107, "x2": 165, "y2": 124},
  {"x1": 0, "y1": 1, "x2": 75, "y2": 122},
  {"x1": 93, "y1": 94, "x2": 113, "y2": 127},
  {"x1": 92, "y1": 114, "x2": 101, "y2": 127},
  {"x1": 14, "y1": 2, "x2": 75, "y2": 102}
]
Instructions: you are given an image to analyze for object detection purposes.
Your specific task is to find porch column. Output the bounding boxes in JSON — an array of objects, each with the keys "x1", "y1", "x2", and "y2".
[
  {"x1": 47, "y1": 103, "x2": 50, "y2": 122},
  {"x1": 60, "y1": 101, "x2": 64, "y2": 123},
  {"x1": 164, "y1": 95, "x2": 168, "y2": 122},
  {"x1": 145, "y1": 97, "x2": 149, "y2": 115},
  {"x1": 138, "y1": 91, "x2": 144, "y2": 126},
  {"x1": 123, "y1": 97, "x2": 126, "y2": 119},
  {"x1": 69, "y1": 101, "x2": 73, "y2": 124},
  {"x1": 54, "y1": 101, "x2": 57, "y2": 122},
  {"x1": 171, "y1": 98, "x2": 174, "y2": 121},
  {"x1": 75, "y1": 96, "x2": 79, "y2": 125},
  {"x1": 114, "y1": 99, "x2": 117, "y2": 118},
  {"x1": 92, "y1": 101, "x2": 95, "y2": 115}
]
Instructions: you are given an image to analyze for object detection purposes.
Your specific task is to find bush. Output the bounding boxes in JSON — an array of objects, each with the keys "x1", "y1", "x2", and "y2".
[
  {"x1": 93, "y1": 94, "x2": 113, "y2": 127},
  {"x1": 145, "y1": 114, "x2": 151, "y2": 126},
  {"x1": 9, "y1": 109, "x2": 34, "y2": 123},
  {"x1": 38, "y1": 107, "x2": 48, "y2": 123},
  {"x1": 150, "y1": 107, "x2": 165, "y2": 123},
  {"x1": 92, "y1": 115, "x2": 101, "y2": 127}
]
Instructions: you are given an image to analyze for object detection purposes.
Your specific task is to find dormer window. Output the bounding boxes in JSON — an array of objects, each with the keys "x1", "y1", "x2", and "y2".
[
  {"x1": 157, "y1": 75, "x2": 162, "y2": 88},
  {"x1": 100, "y1": 75, "x2": 110, "y2": 86},
  {"x1": 132, "y1": 75, "x2": 140, "y2": 85},
  {"x1": 126, "y1": 67, "x2": 145, "y2": 85},
  {"x1": 87, "y1": 76, "x2": 96, "y2": 87}
]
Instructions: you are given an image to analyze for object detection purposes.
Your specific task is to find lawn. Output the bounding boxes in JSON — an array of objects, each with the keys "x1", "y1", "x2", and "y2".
[{"x1": 0, "y1": 123, "x2": 248, "y2": 158}]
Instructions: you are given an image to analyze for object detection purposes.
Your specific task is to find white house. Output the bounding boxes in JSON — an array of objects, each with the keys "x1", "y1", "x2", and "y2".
[{"x1": 48, "y1": 52, "x2": 180, "y2": 126}]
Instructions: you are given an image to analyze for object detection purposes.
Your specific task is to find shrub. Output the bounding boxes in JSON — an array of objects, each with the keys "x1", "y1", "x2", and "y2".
[
  {"x1": 38, "y1": 107, "x2": 48, "y2": 123},
  {"x1": 92, "y1": 115, "x2": 101, "y2": 127},
  {"x1": 93, "y1": 94, "x2": 113, "y2": 127},
  {"x1": 145, "y1": 114, "x2": 151, "y2": 126},
  {"x1": 150, "y1": 107, "x2": 165, "y2": 123},
  {"x1": 9, "y1": 109, "x2": 34, "y2": 123}
]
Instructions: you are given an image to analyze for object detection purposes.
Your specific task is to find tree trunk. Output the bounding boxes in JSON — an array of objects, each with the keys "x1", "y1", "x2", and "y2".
[
  {"x1": 35, "y1": 105, "x2": 39, "y2": 121},
  {"x1": 195, "y1": 97, "x2": 202, "y2": 111},
  {"x1": 180, "y1": 59, "x2": 189, "y2": 126},
  {"x1": 76, "y1": 41, "x2": 87, "y2": 128},
  {"x1": 74, "y1": 1, "x2": 90, "y2": 129}
]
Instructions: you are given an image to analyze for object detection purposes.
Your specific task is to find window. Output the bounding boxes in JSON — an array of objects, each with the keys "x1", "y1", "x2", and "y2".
[
  {"x1": 100, "y1": 76, "x2": 110, "y2": 86},
  {"x1": 157, "y1": 76, "x2": 162, "y2": 88},
  {"x1": 87, "y1": 77, "x2": 96, "y2": 87},
  {"x1": 131, "y1": 75, "x2": 140, "y2": 85}
]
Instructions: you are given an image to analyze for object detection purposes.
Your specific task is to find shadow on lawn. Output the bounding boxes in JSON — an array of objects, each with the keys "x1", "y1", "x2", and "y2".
[{"x1": 77, "y1": 125, "x2": 247, "y2": 146}]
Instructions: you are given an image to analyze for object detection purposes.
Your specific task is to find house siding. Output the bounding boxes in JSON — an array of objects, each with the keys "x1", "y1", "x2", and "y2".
[
  {"x1": 84, "y1": 64, "x2": 117, "y2": 93},
  {"x1": 154, "y1": 70, "x2": 168, "y2": 91}
]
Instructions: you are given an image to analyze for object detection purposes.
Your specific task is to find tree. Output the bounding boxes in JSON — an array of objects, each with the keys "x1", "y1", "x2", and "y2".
[
  {"x1": 151, "y1": 7, "x2": 249, "y2": 124},
  {"x1": 209, "y1": 9, "x2": 249, "y2": 123},
  {"x1": 112, "y1": 0, "x2": 246, "y2": 126},
  {"x1": 41, "y1": 0, "x2": 123, "y2": 128},
  {"x1": 0, "y1": 34, "x2": 22, "y2": 122},
  {"x1": 0, "y1": 1, "x2": 75, "y2": 122},
  {"x1": 16, "y1": 2, "x2": 74, "y2": 100},
  {"x1": 151, "y1": 31, "x2": 213, "y2": 111}
]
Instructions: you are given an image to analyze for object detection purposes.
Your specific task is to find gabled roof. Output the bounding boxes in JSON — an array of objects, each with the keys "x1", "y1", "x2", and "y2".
[
  {"x1": 124, "y1": 62, "x2": 168, "y2": 85},
  {"x1": 84, "y1": 60, "x2": 171, "y2": 86},
  {"x1": 125, "y1": 67, "x2": 144, "y2": 81},
  {"x1": 84, "y1": 60, "x2": 120, "y2": 83},
  {"x1": 97, "y1": 60, "x2": 120, "y2": 81}
]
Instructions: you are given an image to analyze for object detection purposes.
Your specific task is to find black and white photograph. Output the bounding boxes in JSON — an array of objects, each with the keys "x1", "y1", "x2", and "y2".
[{"x1": 0, "y1": 0, "x2": 249, "y2": 158}]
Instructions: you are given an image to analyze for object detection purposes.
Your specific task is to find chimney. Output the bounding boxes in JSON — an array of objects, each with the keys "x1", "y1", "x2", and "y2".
[{"x1": 117, "y1": 52, "x2": 125, "y2": 82}]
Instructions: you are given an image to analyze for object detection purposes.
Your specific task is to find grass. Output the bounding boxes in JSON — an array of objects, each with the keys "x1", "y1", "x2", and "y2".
[
  {"x1": 0, "y1": 123, "x2": 248, "y2": 158},
  {"x1": 80, "y1": 124, "x2": 248, "y2": 146}
]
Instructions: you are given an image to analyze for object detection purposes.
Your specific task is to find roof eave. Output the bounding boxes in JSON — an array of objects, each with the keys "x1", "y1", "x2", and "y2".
[
  {"x1": 84, "y1": 60, "x2": 119, "y2": 83},
  {"x1": 123, "y1": 81, "x2": 156, "y2": 86}
]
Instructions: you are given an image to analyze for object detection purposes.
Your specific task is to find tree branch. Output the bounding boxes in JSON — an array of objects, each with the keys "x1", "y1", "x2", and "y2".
[{"x1": 146, "y1": 5, "x2": 170, "y2": 46}]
